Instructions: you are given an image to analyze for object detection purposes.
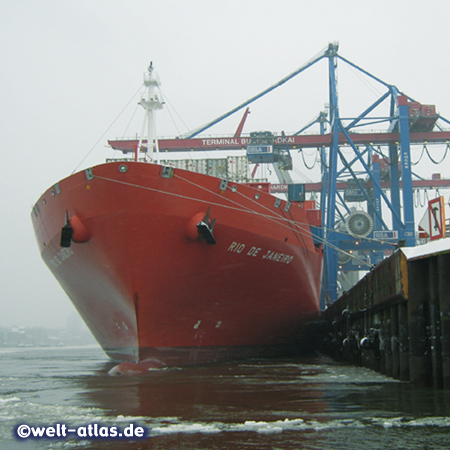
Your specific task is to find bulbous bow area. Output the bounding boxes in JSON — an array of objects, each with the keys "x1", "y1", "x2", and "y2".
[
  {"x1": 185, "y1": 212, "x2": 208, "y2": 241},
  {"x1": 69, "y1": 214, "x2": 90, "y2": 243}
]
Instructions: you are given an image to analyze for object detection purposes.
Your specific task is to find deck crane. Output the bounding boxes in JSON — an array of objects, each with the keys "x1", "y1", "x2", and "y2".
[{"x1": 110, "y1": 43, "x2": 450, "y2": 305}]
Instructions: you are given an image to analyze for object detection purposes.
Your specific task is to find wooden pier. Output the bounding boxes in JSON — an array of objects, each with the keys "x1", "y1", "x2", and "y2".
[{"x1": 319, "y1": 240, "x2": 450, "y2": 388}]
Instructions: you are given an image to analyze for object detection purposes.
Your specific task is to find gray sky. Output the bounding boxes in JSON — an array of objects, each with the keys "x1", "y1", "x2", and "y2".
[{"x1": 2, "y1": 0, "x2": 450, "y2": 328}]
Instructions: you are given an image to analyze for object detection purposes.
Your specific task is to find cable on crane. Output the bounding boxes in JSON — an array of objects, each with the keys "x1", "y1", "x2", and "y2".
[
  {"x1": 414, "y1": 189, "x2": 427, "y2": 208},
  {"x1": 300, "y1": 148, "x2": 319, "y2": 170},
  {"x1": 411, "y1": 145, "x2": 425, "y2": 166},
  {"x1": 424, "y1": 142, "x2": 449, "y2": 165},
  {"x1": 319, "y1": 151, "x2": 330, "y2": 169}
]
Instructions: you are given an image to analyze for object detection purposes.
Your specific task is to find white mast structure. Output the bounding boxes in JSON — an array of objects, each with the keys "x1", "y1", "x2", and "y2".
[{"x1": 137, "y1": 62, "x2": 164, "y2": 163}]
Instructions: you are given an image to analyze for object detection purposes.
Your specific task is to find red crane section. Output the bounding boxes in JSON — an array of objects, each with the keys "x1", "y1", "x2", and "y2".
[{"x1": 109, "y1": 130, "x2": 450, "y2": 153}]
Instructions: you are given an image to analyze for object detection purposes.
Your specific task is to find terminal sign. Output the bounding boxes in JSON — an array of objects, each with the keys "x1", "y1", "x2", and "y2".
[{"x1": 373, "y1": 230, "x2": 398, "y2": 240}]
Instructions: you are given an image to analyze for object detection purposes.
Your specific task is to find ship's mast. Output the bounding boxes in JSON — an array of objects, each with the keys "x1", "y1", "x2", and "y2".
[{"x1": 137, "y1": 62, "x2": 164, "y2": 163}]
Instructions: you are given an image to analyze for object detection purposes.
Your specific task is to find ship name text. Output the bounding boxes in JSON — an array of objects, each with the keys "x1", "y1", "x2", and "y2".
[
  {"x1": 49, "y1": 247, "x2": 74, "y2": 268},
  {"x1": 227, "y1": 241, "x2": 293, "y2": 264}
]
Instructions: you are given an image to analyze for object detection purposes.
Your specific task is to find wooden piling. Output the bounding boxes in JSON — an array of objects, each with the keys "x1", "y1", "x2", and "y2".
[
  {"x1": 391, "y1": 304, "x2": 399, "y2": 380},
  {"x1": 438, "y1": 253, "x2": 450, "y2": 389},
  {"x1": 382, "y1": 307, "x2": 392, "y2": 377},
  {"x1": 318, "y1": 245, "x2": 450, "y2": 389},
  {"x1": 428, "y1": 256, "x2": 442, "y2": 388},
  {"x1": 398, "y1": 301, "x2": 409, "y2": 381},
  {"x1": 408, "y1": 258, "x2": 431, "y2": 387}
]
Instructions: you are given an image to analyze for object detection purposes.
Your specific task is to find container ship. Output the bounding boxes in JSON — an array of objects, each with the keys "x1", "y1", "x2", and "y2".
[{"x1": 31, "y1": 64, "x2": 323, "y2": 372}]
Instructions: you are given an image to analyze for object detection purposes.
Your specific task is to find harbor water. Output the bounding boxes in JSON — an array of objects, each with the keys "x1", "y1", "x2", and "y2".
[{"x1": 1, "y1": 346, "x2": 450, "y2": 449}]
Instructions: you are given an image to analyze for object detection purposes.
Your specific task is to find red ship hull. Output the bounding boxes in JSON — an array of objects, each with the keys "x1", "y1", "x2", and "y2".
[{"x1": 31, "y1": 161, "x2": 323, "y2": 366}]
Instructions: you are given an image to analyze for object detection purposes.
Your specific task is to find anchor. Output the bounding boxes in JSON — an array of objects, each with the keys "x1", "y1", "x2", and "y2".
[
  {"x1": 60, "y1": 211, "x2": 74, "y2": 248},
  {"x1": 197, "y1": 208, "x2": 216, "y2": 245}
]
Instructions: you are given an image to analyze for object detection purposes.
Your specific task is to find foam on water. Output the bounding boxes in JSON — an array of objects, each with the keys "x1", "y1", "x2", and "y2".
[
  {"x1": 0, "y1": 395, "x2": 104, "y2": 439},
  {"x1": 0, "y1": 395, "x2": 153, "y2": 449},
  {"x1": 3, "y1": 392, "x2": 450, "y2": 450},
  {"x1": 146, "y1": 415, "x2": 450, "y2": 436},
  {"x1": 4, "y1": 385, "x2": 450, "y2": 437},
  {"x1": 2, "y1": 347, "x2": 450, "y2": 449}
]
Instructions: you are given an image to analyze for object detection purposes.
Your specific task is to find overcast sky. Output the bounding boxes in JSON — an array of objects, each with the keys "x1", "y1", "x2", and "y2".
[{"x1": 2, "y1": 0, "x2": 450, "y2": 329}]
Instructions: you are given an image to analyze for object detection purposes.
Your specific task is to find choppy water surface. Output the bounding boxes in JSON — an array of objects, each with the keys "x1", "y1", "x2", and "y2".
[{"x1": 1, "y1": 346, "x2": 450, "y2": 449}]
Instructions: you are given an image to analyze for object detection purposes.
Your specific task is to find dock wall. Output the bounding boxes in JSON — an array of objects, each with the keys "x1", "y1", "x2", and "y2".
[{"x1": 320, "y1": 245, "x2": 450, "y2": 388}]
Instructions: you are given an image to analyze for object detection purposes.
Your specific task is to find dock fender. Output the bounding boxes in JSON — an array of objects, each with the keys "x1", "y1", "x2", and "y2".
[
  {"x1": 341, "y1": 308, "x2": 352, "y2": 319},
  {"x1": 360, "y1": 336, "x2": 373, "y2": 349},
  {"x1": 69, "y1": 214, "x2": 90, "y2": 243}
]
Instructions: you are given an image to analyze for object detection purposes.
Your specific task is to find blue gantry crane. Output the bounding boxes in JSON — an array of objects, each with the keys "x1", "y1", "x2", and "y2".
[
  {"x1": 111, "y1": 43, "x2": 450, "y2": 306},
  {"x1": 309, "y1": 43, "x2": 449, "y2": 304}
]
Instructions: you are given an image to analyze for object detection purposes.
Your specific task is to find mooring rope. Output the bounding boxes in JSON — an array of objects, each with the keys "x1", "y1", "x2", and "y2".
[{"x1": 94, "y1": 171, "x2": 389, "y2": 269}]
